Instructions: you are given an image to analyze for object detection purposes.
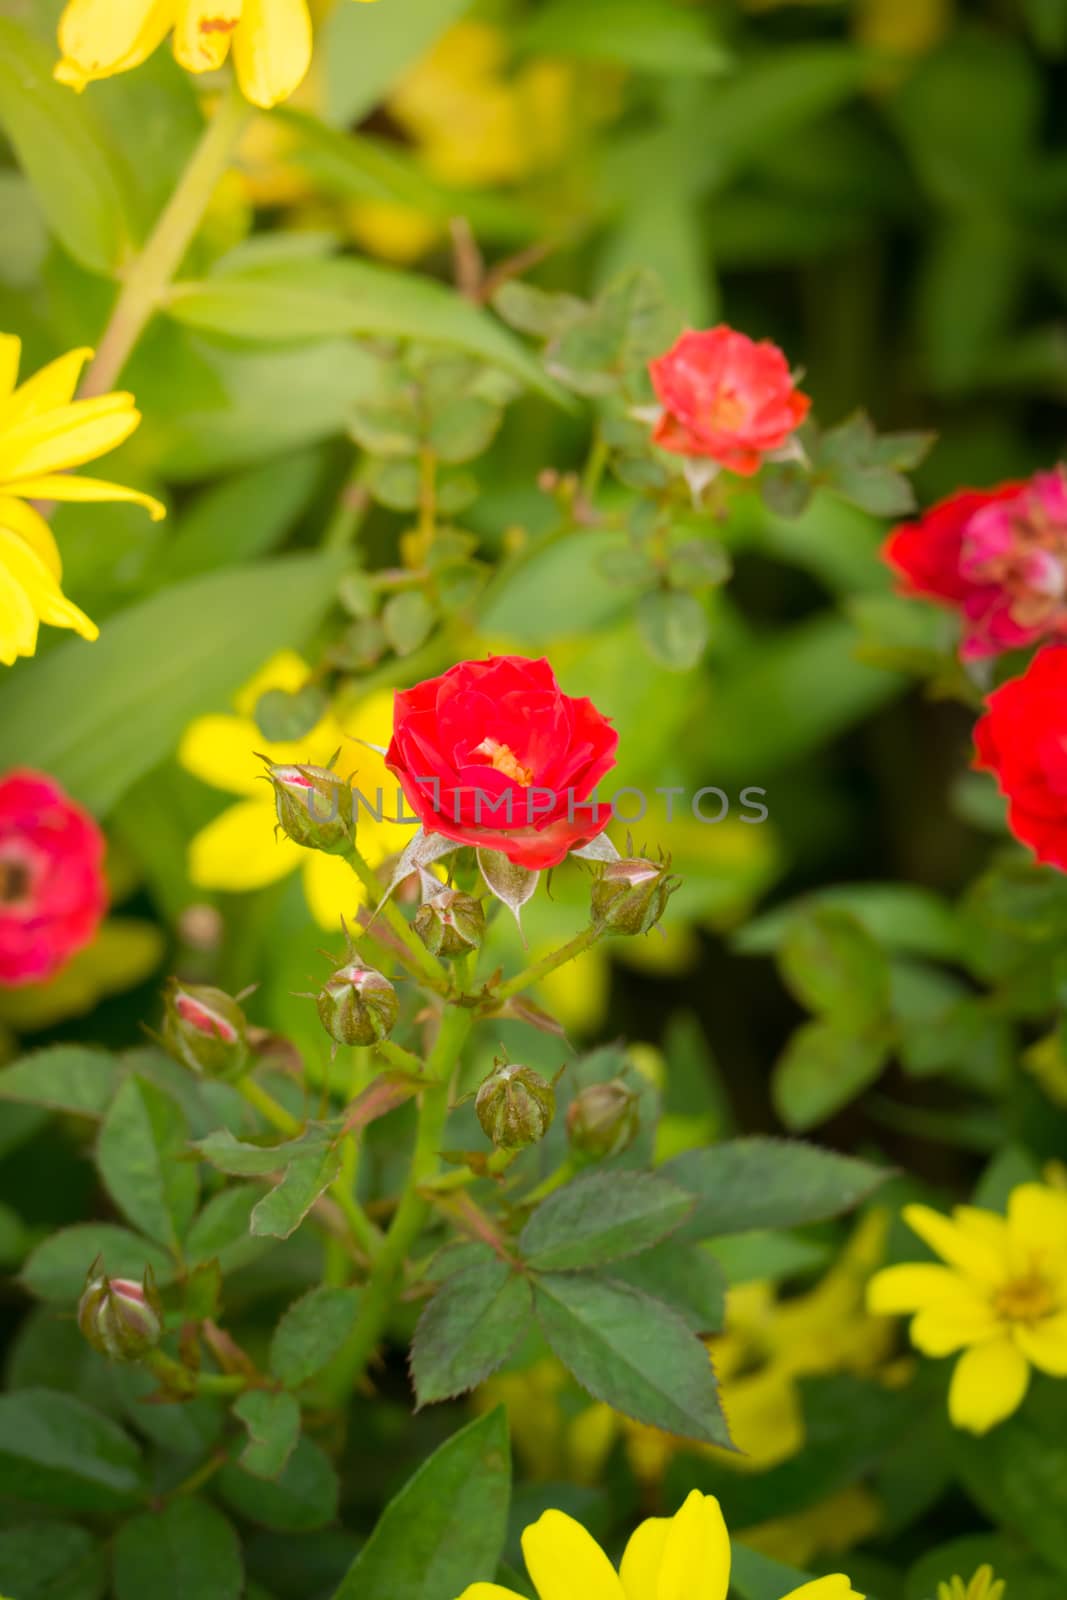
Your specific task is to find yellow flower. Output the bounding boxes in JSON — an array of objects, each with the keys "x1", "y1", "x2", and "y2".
[
  {"x1": 741, "y1": 1486, "x2": 881, "y2": 1571},
  {"x1": 455, "y1": 1490, "x2": 863, "y2": 1600},
  {"x1": 937, "y1": 1567, "x2": 1005, "y2": 1600},
  {"x1": 179, "y1": 651, "x2": 410, "y2": 928},
  {"x1": 868, "y1": 1182, "x2": 1067, "y2": 1434},
  {"x1": 54, "y1": 0, "x2": 378, "y2": 109},
  {"x1": 0, "y1": 336, "x2": 163, "y2": 667}
]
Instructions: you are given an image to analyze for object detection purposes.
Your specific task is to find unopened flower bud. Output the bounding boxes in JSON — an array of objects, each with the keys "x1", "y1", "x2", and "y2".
[
  {"x1": 590, "y1": 856, "x2": 680, "y2": 936},
  {"x1": 476, "y1": 1061, "x2": 554, "y2": 1150},
  {"x1": 265, "y1": 762, "x2": 354, "y2": 854},
  {"x1": 317, "y1": 962, "x2": 398, "y2": 1046},
  {"x1": 413, "y1": 889, "x2": 485, "y2": 958},
  {"x1": 78, "y1": 1265, "x2": 162, "y2": 1362},
  {"x1": 161, "y1": 979, "x2": 249, "y2": 1080},
  {"x1": 566, "y1": 1078, "x2": 641, "y2": 1159}
]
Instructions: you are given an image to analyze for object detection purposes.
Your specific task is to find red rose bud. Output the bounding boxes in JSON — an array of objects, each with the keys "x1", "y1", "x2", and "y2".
[
  {"x1": 475, "y1": 1061, "x2": 555, "y2": 1150},
  {"x1": 264, "y1": 761, "x2": 355, "y2": 854},
  {"x1": 413, "y1": 888, "x2": 485, "y2": 958},
  {"x1": 161, "y1": 979, "x2": 249, "y2": 1080},
  {"x1": 317, "y1": 961, "x2": 398, "y2": 1046},
  {"x1": 648, "y1": 326, "x2": 810, "y2": 477},
  {"x1": 590, "y1": 856, "x2": 680, "y2": 935},
  {"x1": 78, "y1": 1265, "x2": 162, "y2": 1362},
  {"x1": 566, "y1": 1078, "x2": 641, "y2": 1159}
]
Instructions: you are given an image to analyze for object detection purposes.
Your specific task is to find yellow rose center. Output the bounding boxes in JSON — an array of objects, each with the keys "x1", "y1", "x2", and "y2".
[
  {"x1": 707, "y1": 388, "x2": 746, "y2": 431},
  {"x1": 993, "y1": 1272, "x2": 1056, "y2": 1325},
  {"x1": 471, "y1": 737, "x2": 533, "y2": 786}
]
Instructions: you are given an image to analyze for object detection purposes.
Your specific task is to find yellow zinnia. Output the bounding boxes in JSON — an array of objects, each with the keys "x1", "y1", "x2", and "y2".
[
  {"x1": 0, "y1": 336, "x2": 163, "y2": 667},
  {"x1": 454, "y1": 1489, "x2": 863, "y2": 1600},
  {"x1": 54, "y1": 0, "x2": 377, "y2": 110},
  {"x1": 179, "y1": 650, "x2": 411, "y2": 928},
  {"x1": 868, "y1": 1181, "x2": 1067, "y2": 1434},
  {"x1": 937, "y1": 1568, "x2": 1005, "y2": 1600}
]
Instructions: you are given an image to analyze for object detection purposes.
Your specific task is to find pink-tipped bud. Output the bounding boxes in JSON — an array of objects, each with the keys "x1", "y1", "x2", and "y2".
[
  {"x1": 78, "y1": 1264, "x2": 162, "y2": 1362},
  {"x1": 590, "y1": 856, "x2": 680, "y2": 936},
  {"x1": 566, "y1": 1078, "x2": 641, "y2": 1159},
  {"x1": 413, "y1": 889, "x2": 485, "y2": 959},
  {"x1": 161, "y1": 979, "x2": 249, "y2": 1080},
  {"x1": 317, "y1": 962, "x2": 398, "y2": 1046},
  {"x1": 475, "y1": 1061, "x2": 555, "y2": 1151},
  {"x1": 264, "y1": 761, "x2": 355, "y2": 855}
]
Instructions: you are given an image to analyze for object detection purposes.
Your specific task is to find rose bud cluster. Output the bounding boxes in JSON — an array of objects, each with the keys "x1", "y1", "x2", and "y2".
[
  {"x1": 566, "y1": 1078, "x2": 641, "y2": 1160},
  {"x1": 476, "y1": 1060, "x2": 555, "y2": 1150},
  {"x1": 414, "y1": 887, "x2": 486, "y2": 958},
  {"x1": 78, "y1": 1264, "x2": 162, "y2": 1363},
  {"x1": 590, "y1": 855, "x2": 680, "y2": 936},
  {"x1": 161, "y1": 978, "x2": 250, "y2": 1080},
  {"x1": 882, "y1": 472, "x2": 1067, "y2": 660},
  {"x1": 263, "y1": 760, "x2": 355, "y2": 854},
  {"x1": 317, "y1": 960, "x2": 398, "y2": 1046}
]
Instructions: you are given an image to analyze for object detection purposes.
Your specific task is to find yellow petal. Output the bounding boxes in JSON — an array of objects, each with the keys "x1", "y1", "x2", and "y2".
[
  {"x1": 0, "y1": 525, "x2": 98, "y2": 642},
  {"x1": 948, "y1": 1336, "x2": 1030, "y2": 1434},
  {"x1": 0, "y1": 394, "x2": 141, "y2": 480},
  {"x1": 0, "y1": 336, "x2": 22, "y2": 403},
  {"x1": 179, "y1": 713, "x2": 267, "y2": 796},
  {"x1": 188, "y1": 796, "x2": 303, "y2": 890},
  {"x1": 1008, "y1": 1183, "x2": 1067, "y2": 1261},
  {"x1": 455, "y1": 1589, "x2": 526, "y2": 1600},
  {"x1": 303, "y1": 849, "x2": 365, "y2": 931},
  {"x1": 1013, "y1": 1311, "x2": 1067, "y2": 1376},
  {"x1": 173, "y1": 0, "x2": 242, "y2": 72},
  {"x1": 902, "y1": 1205, "x2": 1007, "y2": 1287},
  {"x1": 0, "y1": 495, "x2": 61, "y2": 579},
  {"x1": 619, "y1": 1515, "x2": 670, "y2": 1600},
  {"x1": 867, "y1": 1264, "x2": 966, "y2": 1315},
  {"x1": 521, "y1": 1510, "x2": 625, "y2": 1600},
  {"x1": 655, "y1": 1492, "x2": 731, "y2": 1600},
  {"x1": 0, "y1": 554, "x2": 41, "y2": 664},
  {"x1": 234, "y1": 648, "x2": 312, "y2": 714},
  {"x1": 232, "y1": 0, "x2": 312, "y2": 108},
  {"x1": 2, "y1": 347, "x2": 93, "y2": 428},
  {"x1": 780, "y1": 1580, "x2": 865, "y2": 1600},
  {"x1": 909, "y1": 1297, "x2": 999, "y2": 1357},
  {"x1": 56, "y1": 0, "x2": 173, "y2": 86},
  {"x1": 9, "y1": 474, "x2": 166, "y2": 521}
]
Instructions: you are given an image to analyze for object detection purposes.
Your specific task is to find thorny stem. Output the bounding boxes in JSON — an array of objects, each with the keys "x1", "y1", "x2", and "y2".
[
  {"x1": 344, "y1": 842, "x2": 451, "y2": 994},
  {"x1": 490, "y1": 925, "x2": 603, "y2": 1003}
]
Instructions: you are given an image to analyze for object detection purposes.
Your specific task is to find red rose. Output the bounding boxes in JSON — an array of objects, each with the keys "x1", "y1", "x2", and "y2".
[
  {"x1": 974, "y1": 646, "x2": 1067, "y2": 869},
  {"x1": 385, "y1": 656, "x2": 618, "y2": 870},
  {"x1": 648, "y1": 326, "x2": 810, "y2": 476},
  {"x1": 0, "y1": 769, "x2": 107, "y2": 986}
]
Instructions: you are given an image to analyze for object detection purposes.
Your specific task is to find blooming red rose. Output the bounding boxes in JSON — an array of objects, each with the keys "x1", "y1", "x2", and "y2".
[
  {"x1": 974, "y1": 645, "x2": 1067, "y2": 870},
  {"x1": 385, "y1": 656, "x2": 618, "y2": 870},
  {"x1": 882, "y1": 476, "x2": 1067, "y2": 660},
  {"x1": 648, "y1": 326, "x2": 810, "y2": 476},
  {"x1": 0, "y1": 769, "x2": 107, "y2": 986}
]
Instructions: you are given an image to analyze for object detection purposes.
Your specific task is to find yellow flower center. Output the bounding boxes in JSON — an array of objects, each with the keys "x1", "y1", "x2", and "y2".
[
  {"x1": 0, "y1": 856, "x2": 31, "y2": 905},
  {"x1": 708, "y1": 388, "x2": 746, "y2": 431},
  {"x1": 993, "y1": 1271, "x2": 1056, "y2": 1324},
  {"x1": 471, "y1": 737, "x2": 533, "y2": 786}
]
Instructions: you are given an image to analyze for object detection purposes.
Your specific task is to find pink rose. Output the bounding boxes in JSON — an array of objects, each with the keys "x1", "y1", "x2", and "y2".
[{"x1": 0, "y1": 769, "x2": 107, "y2": 986}]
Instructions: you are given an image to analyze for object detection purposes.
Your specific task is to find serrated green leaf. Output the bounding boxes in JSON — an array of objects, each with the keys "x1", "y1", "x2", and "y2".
[
  {"x1": 270, "y1": 1285, "x2": 362, "y2": 1388},
  {"x1": 331, "y1": 1408, "x2": 510, "y2": 1600},
  {"x1": 96, "y1": 1075, "x2": 197, "y2": 1248},
  {"x1": 219, "y1": 1436, "x2": 339, "y2": 1532},
  {"x1": 532, "y1": 1273, "x2": 732, "y2": 1447},
  {"x1": 662, "y1": 1137, "x2": 889, "y2": 1239},
  {"x1": 0, "y1": 1046, "x2": 119, "y2": 1118},
  {"x1": 0, "y1": 1521, "x2": 106, "y2": 1600},
  {"x1": 0, "y1": 1390, "x2": 145, "y2": 1512},
  {"x1": 382, "y1": 591, "x2": 435, "y2": 656},
  {"x1": 410, "y1": 1259, "x2": 532, "y2": 1405},
  {"x1": 233, "y1": 1392, "x2": 302, "y2": 1481},
  {"x1": 609, "y1": 1242, "x2": 725, "y2": 1333},
  {"x1": 193, "y1": 1127, "x2": 343, "y2": 1241},
  {"x1": 113, "y1": 1498, "x2": 243, "y2": 1600},
  {"x1": 519, "y1": 1171, "x2": 693, "y2": 1272},
  {"x1": 184, "y1": 1185, "x2": 268, "y2": 1273},
  {"x1": 21, "y1": 1224, "x2": 174, "y2": 1303}
]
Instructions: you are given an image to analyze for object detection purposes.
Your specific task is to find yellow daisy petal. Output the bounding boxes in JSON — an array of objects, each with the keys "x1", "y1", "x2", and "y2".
[
  {"x1": 655, "y1": 1491, "x2": 731, "y2": 1600},
  {"x1": 910, "y1": 1298, "x2": 999, "y2": 1357},
  {"x1": 188, "y1": 796, "x2": 303, "y2": 891},
  {"x1": 2, "y1": 347, "x2": 93, "y2": 427},
  {"x1": 867, "y1": 1263, "x2": 965, "y2": 1315},
  {"x1": 173, "y1": 0, "x2": 242, "y2": 72},
  {"x1": 55, "y1": 0, "x2": 174, "y2": 88},
  {"x1": 780, "y1": 1580, "x2": 865, "y2": 1600},
  {"x1": 521, "y1": 1510, "x2": 625, "y2": 1600},
  {"x1": 234, "y1": 648, "x2": 313, "y2": 714},
  {"x1": 619, "y1": 1515, "x2": 670, "y2": 1600},
  {"x1": 948, "y1": 1335, "x2": 1030, "y2": 1434},
  {"x1": 0, "y1": 524, "x2": 97, "y2": 646},
  {"x1": 1008, "y1": 1183, "x2": 1067, "y2": 1261},
  {"x1": 455, "y1": 1589, "x2": 526, "y2": 1600},
  {"x1": 10, "y1": 474, "x2": 166, "y2": 521},
  {"x1": 179, "y1": 713, "x2": 267, "y2": 797},
  {"x1": 0, "y1": 495, "x2": 61, "y2": 579},
  {"x1": 0, "y1": 556, "x2": 41, "y2": 665},
  {"x1": 902, "y1": 1205, "x2": 1007, "y2": 1287},
  {"x1": 232, "y1": 0, "x2": 313, "y2": 108},
  {"x1": 1013, "y1": 1311, "x2": 1067, "y2": 1376},
  {"x1": 302, "y1": 850, "x2": 365, "y2": 931},
  {"x1": 0, "y1": 336, "x2": 23, "y2": 404},
  {"x1": 0, "y1": 394, "x2": 141, "y2": 480}
]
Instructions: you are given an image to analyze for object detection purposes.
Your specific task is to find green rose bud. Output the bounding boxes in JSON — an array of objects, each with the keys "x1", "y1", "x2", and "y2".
[
  {"x1": 590, "y1": 855, "x2": 680, "y2": 936},
  {"x1": 413, "y1": 888, "x2": 485, "y2": 958},
  {"x1": 264, "y1": 761, "x2": 355, "y2": 854},
  {"x1": 475, "y1": 1061, "x2": 555, "y2": 1150},
  {"x1": 566, "y1": 1078, "x2": 641, "y2": 1159},
  {"x1": 161, "y1": 979, "x2": 249, "y2": 1080},
  {"x1": 78, "y1": 1263, "x2": 162, "y2": 1362},
  {"x1": 317, "y1": 961, "x2": 398, "y2": 1046}
]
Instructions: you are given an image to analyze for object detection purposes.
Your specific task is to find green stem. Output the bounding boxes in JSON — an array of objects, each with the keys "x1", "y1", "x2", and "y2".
[
  {"x1": 321, "y1": 1005, "x2": 473, "y2": 1404},
  {"x1": 238, "y1": 1076, "x2": 302, "y2": 1137},
  {"x1": 323, "y1": 459, "x2": 371, "y2": 551},
  {"x1": 423, "y1": 1147, "x2": 517, "y2": 1193},
  {"x1": 580, "y1": 427, "x2": 610, "y2": 504},
  {"x1": 375, "y1": 1038, "x2": 425, "y2": 1076},
  {"x1": 345, "y1": 842, "x2": 450, "y2": 994},
  {"x1": 491, "y1": 925, "x2": 603, "y2": 1003},
  {"x1": 146, "y1": 1349, "x2": 250, "y2": 1398},
  {"x1": 81, "y1": 79, "x2": 249, "y2": 399}
]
